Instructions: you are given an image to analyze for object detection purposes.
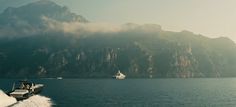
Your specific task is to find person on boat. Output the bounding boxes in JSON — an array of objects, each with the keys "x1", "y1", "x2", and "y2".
[
  {"x1": 20, "y1": 83, "x2": 25, "y2": 89},
  {"x1": 26, "y1": 84, "x2": 30, "y2": 89}
]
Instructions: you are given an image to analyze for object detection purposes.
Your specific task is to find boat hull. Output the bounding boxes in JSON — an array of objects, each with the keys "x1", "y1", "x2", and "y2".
[
  {"x1": 33, "y1": 86, "x2": 43, "y2": 94},
  {"x1": 112, "y1": 76, "x2": 125, "y2": 79}
]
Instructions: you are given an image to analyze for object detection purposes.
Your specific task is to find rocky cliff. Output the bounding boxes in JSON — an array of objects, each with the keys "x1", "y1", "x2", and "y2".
[{"x1": 0, "y1": 1, "x2": 236, "y2": 78}]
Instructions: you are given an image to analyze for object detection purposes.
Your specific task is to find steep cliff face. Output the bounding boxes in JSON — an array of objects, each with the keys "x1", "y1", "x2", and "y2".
[
  {"x1": 1, "y1": 31, "x2": 236, "y2": 78},
  {"x1": 0, "y1": 1, "x2": 236, "y2": 78}
]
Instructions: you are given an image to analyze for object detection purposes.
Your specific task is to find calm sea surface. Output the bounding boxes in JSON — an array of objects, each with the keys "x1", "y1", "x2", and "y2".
[{"x1": 1, "y1": 78, "x2": 236, "y2": 107}]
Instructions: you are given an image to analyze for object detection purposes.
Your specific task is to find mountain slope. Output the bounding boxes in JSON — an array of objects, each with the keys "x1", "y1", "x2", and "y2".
[
  {"x1": 0, "y1": 0, "x2": 88, "y2": 38},
  {"x1": 0, "y1": 1, "x2": 236, "y2": 78}
]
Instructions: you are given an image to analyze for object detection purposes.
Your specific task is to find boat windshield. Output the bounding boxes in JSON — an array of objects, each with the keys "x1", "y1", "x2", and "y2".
[{"x1": 15, "y1": 81, "x2": 32, "y2": 90}]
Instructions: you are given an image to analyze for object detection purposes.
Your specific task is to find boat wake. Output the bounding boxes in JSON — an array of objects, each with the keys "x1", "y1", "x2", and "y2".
[
  {"x1": 0, "y1": 90, "x2": 53, "y2": 107},
  {"x1": 0, "y1": 90, "x2": 17, "y2": 107}
]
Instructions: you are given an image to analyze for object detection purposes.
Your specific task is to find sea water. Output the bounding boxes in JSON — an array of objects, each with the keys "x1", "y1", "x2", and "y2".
[{"x1": 1, "y1": 78, "x2": 236, "y2": 107}]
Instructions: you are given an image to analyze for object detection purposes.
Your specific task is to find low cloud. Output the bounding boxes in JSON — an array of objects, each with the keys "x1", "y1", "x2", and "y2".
[
  {"x1": 42, "y1": 16, "x2": 123, "y2": 34},
  {"x1": 44, "y1": 17, "x2": 162, "y2": 36},
  {"x1": 0, "y1": 15, "x2": 163, "y2": 38}
]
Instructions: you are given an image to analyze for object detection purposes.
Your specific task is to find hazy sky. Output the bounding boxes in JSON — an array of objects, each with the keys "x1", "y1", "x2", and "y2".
[{"x1": 1, "y1": 0, "x2": 236, "y2": 41}]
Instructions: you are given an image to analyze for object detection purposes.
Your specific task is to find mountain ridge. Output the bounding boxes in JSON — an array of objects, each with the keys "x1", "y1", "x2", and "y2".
[{"x1": 0, "y1": 1, "x2": 236, "y2": 78}]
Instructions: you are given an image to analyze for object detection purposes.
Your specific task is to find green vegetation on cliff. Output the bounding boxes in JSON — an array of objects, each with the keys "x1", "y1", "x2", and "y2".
[{"x1": 0, "y1": 1, "x2": 236, "y2": 78}]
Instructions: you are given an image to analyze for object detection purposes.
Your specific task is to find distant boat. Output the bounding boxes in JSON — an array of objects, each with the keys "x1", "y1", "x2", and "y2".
[
  {"x1": 113, "y1": 70, "x2": 126, "y2": 79},
  {"x1": 57, "y1": 77, "x2": 63, "y2": 80},
  {"x1": 149, "y1": 75, "x2": 153, "y2": 78}
]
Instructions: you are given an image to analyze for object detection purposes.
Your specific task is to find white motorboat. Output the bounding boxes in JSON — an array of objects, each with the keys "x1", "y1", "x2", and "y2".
[
  {"x1": 57, "y1": 77, "x2": 63, "y2": 80},
  {"x1": 8, "y1": 80, "x2": 44, "y2": 100},
  {"x1": 113, "y1": 70, "x2": 126, "y2": 79}
]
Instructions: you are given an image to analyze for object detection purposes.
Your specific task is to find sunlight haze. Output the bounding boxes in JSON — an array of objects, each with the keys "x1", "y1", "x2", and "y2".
[{"x1": 1, "y1": 0, "x2": 236, "y2": 41}]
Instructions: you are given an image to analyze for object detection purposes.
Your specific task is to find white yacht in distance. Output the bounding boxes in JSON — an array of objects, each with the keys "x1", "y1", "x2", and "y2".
[
  {"x1": 113, "y1": 70, "x2": 126, "y2": 79},
  {"x1": 57, "y1": 77, "x2": 63, "y2": 80}
]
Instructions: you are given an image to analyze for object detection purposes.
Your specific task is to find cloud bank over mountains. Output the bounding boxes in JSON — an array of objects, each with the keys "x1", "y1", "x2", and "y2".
[
  {"x1": 0, "y1": 0, "x2": 176, "y2": 38},
  {"x1": 0, "y1": 0, "x2": 236, "y2": 78}
]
